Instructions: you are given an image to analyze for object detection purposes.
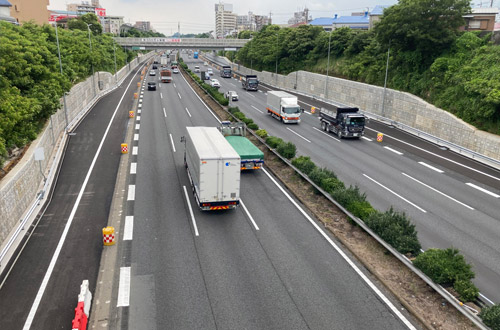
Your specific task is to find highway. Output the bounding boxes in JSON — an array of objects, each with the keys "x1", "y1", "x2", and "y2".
[
  {"x1": 123, "y1": 56, "x2": 417, "y2": 329},
  {"x1": 196, "y1": 53, "x2": 500, "y2": 304}
]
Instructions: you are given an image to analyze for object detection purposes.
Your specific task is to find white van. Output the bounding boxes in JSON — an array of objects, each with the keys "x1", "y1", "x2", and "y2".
[{"x1": 194, "y1": 65, "x2": 200, "y2": 73}]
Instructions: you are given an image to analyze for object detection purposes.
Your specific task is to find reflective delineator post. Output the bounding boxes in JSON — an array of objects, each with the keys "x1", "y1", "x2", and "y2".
[
  {"x1": 121, "y1": 143, "x2": 128, "y2": 154},
  {"x1": 137, "y1": 82, "x2": 141, "y2": 87},
  {"x1": 311, "y1": 107, "x2": 316, "y2": 114},
  {"x1": 377, "y1": 133, "x2": 384, "y2": 142},
  {"x1": 102, "y1": 227, "x2": 115, "y2": 246},
  {"x1": 134, "y1": 92, "x2": 138, "y2": 99},
  {"x1": 129, "y1": 111, "x2": 135, "y2": 118}
]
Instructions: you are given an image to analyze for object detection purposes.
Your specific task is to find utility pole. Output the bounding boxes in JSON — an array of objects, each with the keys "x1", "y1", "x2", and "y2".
[{"x1": 178, "y1": 21, "x2": 180, "y2": 36}]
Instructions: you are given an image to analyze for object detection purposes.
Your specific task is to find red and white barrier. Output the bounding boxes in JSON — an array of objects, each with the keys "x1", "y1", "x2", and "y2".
[{"x1": 72, "y1": 280, "x2": 92, "y2": 330}]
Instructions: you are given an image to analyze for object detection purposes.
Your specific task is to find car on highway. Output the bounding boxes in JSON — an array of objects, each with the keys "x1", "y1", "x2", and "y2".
[
  {"x1": 225, "y1": 90, "x2": 239, "y2": 101},
  {"x1": 194, "y1": 65, "x2": 200, "y2": 73},
  {"x1": 148, "y1": 82, "x2": 156, "y2": 91},
  {"x1": 204, "y1": 61, "x2": 208, "y2": 66},
  {"x1": 149, "y1": 70, "x2": 156, "y2": 76},
  {"x1": 173, "y1": 67, "x2": 179, "y2": 74},
  {"x1": 152, "y1": 65, "x2": 158, "y2": 69},
  {"x1": 207, "y1": 68, "x2": 213, "y2": 75},
  {"x1": 210, "y1": 79, "x2": 220, "y2": 88}
]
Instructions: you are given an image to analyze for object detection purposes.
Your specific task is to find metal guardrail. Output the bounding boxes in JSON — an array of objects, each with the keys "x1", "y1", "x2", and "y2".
[
  {"x1": 197, "y1": 53, "x2": 491, "y2": 329},
  {"x1": 114, "y1": 37, "x2": 249, "y2": 50}
]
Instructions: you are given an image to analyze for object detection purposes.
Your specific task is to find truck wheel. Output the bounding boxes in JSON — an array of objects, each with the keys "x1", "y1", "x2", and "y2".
[
  {"x1": 321, "y1": 122, "x2": 326, "y2": 131},
  {"x1": 337, "y1": 130, "x2": 342, "y2": 139},
  {"x1": 326, "y1": 124, "x2": 330, "y2": 133}
]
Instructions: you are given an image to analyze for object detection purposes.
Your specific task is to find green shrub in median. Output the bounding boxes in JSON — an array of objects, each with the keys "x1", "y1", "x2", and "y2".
[
  {"x1": 255, "y1": 129, "x2": 268, "y2": 138},
  {"x1": 248, "y1": 123, "x2": 259, "y2": 130},
  {"x1": 242, "y1": 117, "x2": 254, "y2": 125},
  {"x1": 233, "y1": 112, "x2": 246, "y2": 121},
  {"x1": 453, "y1": 278, "x2": 479, "y2": 302},
  {"x1": 266, "y1": 136, "x2": 284, "y2": 148},
  {"x1": 277, "y1": 142, "x2": 296, "y2": 159},
  {"x1": 228, "y1": 107, "x2": 240, "y2": 114},
  {"x1": 479, "y1": 304, "x2": 500, "y2": 330},
  {"x1": 292, "y1": 156, "x2": 317, "y2": 175},
  {"x1": 364, "y1": 208, "x2": 421, "y2": 255}
]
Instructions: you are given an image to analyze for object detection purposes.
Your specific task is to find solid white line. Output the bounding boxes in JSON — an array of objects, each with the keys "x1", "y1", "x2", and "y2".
[
  {"x1": 135, "y1": 124, "x2": 140, "y2": 130},
  {"x1": 183, "y1": 186, "x2": 199, "y2": 236},
  {"x1": 479, "y1": 292, "x2": 495, "y2": 305},
  {"x1": 132, "y1": 146, "x2": 138, "y2": 155},
  {"x1": 174, "y1": 83, "x2": 177, "y2": 88},
  {"x1": 418, "y1": 162, "x2": 444, "y2": 173},
  {"x1": 117, "y1": 267, "x2": 131, "y2": 307},
  {"x1": 22, "y1": 67, "x2": 139, "y2": 330},
  {"x1": 365, "y1": 127, "x2": 500, "y2": 182},
  {"x1": 363, "y1": 174, "x2": 427, "y2": 213},
  {"x1": 127, "y1": 185, "x2": 136, "y2": 201},
  {"x1": 362, "y1": 136, "x2": 372, "y2": 141},
  {"x1": 130, "y1": 162, "x2": 137, "y2": 174},
  {"x1": 177, "y1": 92, "x2": 182, "y2": 99},
  {"x1": 163, "y1": 107, "x2": 167, "y2": 118},
  {"x1": 134, "y1": 134, "x2": 139, "y2": 141},
  {"x1": 402, "y1": 173, "x2": 474, "y2": 210},
  {"x1": 160, "y1": 92, "x2": 163, "y2": 99},
  {"x1": 251, "y1": 105, "x2": 263, "y2": 114},
  {"x1": 169, "y1": 134, "x2": 176, "y2": 152},
  {"x1": 123, "y1": 216, "x2": 134, "y2": 240},
  {"x1": 466, "y1": 183, "x2": 500, "y2": 198},
  {"x1": 185, "y1": 107, "x2": 192, "y2": 117},
  {"x1": 180, "y1": 72, "x2": 221, "y2": 124},
  {"x1": 286, "y1": 127, "x2": 311, "y2": 143},
  {"x1": 312, "y1": 127, "x2": 340, "y2": 142},
  {"x1": 136, "y1": 116, "x2": 140, "y2": 121},
  {"x1": 262, "y1": 168, "x2": 416, "y2": 330},
  {"x1": 240, "y1": 200, "x2": 259, "y2": 230},
  {"x1": 384, "y1": 146, "x2": 403, "y2": 155}
]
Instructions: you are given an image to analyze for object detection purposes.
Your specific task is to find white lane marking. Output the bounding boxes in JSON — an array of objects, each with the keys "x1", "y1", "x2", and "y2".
[
  {"x1": 22, "y1": 70, "x2": 139, "y2": 330},
  {"x1": 160, "y1": 93, "x2": 163, "y2": 99},
  {"x1": 134, "y1": 134, "x2": 139, "y2": 141},
  {"x1": 365, "y1": 127, "x2": 500, "y2": 182},
  {"x1": 384, "y1": 146, "x2": 403, "y2": 155},
  {"x1": 117, "y1": 267, "x2": 131, "y2": 307},
  {"x1": 127, "y1": 185, "x2": 135, "y2": 201},
  {"x1": 138, "y1": 103, "x2": 142, "y2": 109},
  {"x1": 303, "y1": 111, "x2": 312, "y2": 115},
  {"x1": 362, "y1": 136, "x2": 372, "y2": 141},
  {"x1": 246, "y1": 92, "x2": 256, "y2": 98},
  {"x1": 251, "y1": 105, "x2": 263, "y2": 114},
  {"x1": 183, "y1": 186, "x2": 199, "y2": 236},
  {"x1": 258, "y1": 90, "x2": 263, "y2": 93},
  {"x1": 135, "y1": 124, "x2": 140, "y2": 130},
  {"x1": 402, "y1": 173, "x2": 474, "y2": 210},
  {"x1": 136, "y1": 116, "x2": 140, "y2": 121},
  {"x1": 139, "y1": 94, "x2": 143, "y2": 99},
  {"x1": 130, "y1": 162, "x2": 137, "y2": 174},
  {"x1": 312, "y1": 127, "x2": 341, "y2": 142},
  {"x1": 138, "y1": 109, "x2": 141, "y2": 114},
  {"x1": 132, "y1": 146, "x2": 138, "y2": 155},
  {"x1": 140, "y1": 91, "x2": 144, "y2": 95},
  {"x1": 262, "y1": 168, "x2": 416, "y2": 330},
  {"x1": 466, "y1": 183, "x2": 500, "y2": 198},
  {"x1": 286, "y1": 128, "x2": 311, "y2": 143},
  {"x1": 363, "y1": 174, "x2": 427, "y2": 213},
  {"x1": 177, "y1": 92, "x2": 182, "y2": 99},
  {"x1": 163, "y1": 107, "x2": 167, "y2": 118},
  {"x1": 185, "y1": 107, "x2": 192, "y2": 117},
  {"x1": 180, "y1": 72, "x2": 221, "y2": 124},
  {"x1": 123, "y1": 216, "x2": 134, "y2": 240},
  {"x1": 418, "y1": 162, "x2": 444, "y2": 173},
  {"x1": 240, "y1": 200, "x2": 259, "y2": 231},
  {"x1": 479, "y1": 292, "x2": 495, "y2": 305},
  {"x1": 169, "y1": 134, "x2": 176, "y2": 152},
  {"x1": 174, "y1": 83, "x2": 177, "y2": 88},
  {"x1": 298, "y1": 99, "x2": 315, "y2": 108}
]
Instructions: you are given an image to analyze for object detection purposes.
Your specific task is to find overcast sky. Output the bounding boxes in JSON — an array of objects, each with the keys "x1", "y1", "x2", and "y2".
[{"x1": 53, "y1": 0, "x2": 483, "y2": 35}]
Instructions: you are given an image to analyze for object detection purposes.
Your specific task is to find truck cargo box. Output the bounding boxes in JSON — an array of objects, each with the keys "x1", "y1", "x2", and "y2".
[{"x1": 185, "y1": 127, "x2": 241, "y2": 210}]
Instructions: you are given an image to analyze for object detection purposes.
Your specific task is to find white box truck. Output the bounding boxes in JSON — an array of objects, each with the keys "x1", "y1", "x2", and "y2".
[
  {"x1": 183, "y1": 127, "x2": 241, "y2": 210},
  {"x1": 266, "y1": 91, "x2": 302, "y2": 124}
]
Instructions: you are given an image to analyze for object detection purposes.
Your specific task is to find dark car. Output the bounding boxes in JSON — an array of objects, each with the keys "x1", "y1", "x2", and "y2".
[
  {"x1": 148, "y1": 82, "x2": 156, "y2": 91},
  {"x1": 152, "y1": 65, "x2": 158, "y2": 69}
]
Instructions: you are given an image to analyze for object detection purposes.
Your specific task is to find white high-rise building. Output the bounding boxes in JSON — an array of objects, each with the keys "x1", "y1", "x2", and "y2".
[{"x1": 215, "y1": 2, "x2": 236, "y2": 38}]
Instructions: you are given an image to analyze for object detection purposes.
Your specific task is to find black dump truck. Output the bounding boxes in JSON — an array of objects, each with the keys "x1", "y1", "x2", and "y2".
[
  {"x1": 241, "y1": 75, "x2": 259, "y2": 91},
  {"x1": 319, "y1": 106, "x2": 366, "y2": 139}
]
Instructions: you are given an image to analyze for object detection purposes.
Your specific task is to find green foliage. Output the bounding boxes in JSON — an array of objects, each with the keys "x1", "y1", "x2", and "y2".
[
  {"x1": 67, "y1": 13, "x2": 102, "y2": 34},
  {"x1": 453, "y1": 278, "x2": 479, "y2": 302},
  {"x1": 241, "y1": 117, "x2": 253, "y2": 125},
  {"x1": 479, "y1": 304, "x2": 500, "y2": 330},
  {"x1": 413, "y1": 248, "x2": 475, "y2": 285},
  {"x1": 232, "y1": 111, "x2": 245, "y2": 121},
  {"x1": 291, "y1": 156, "x2": 316, "y2": 175},
  {"x1": 228, "y1": 107, "x2": 240, "y2": 114},
  {"x1": 276, "y1": 141, "x2": 296, "y2": 159},
  {"x1": 247, "y1": 123, "x2": 259, "y2": 130},
  {"x1": 255, "y1": 129, "x2": 268, "y2": 138},
  {"x1": 265, "y1": 136, "x2": 284, "y2": 148},
  {"x1": 120, "y1": 26, "x2": 166, "y2": 38},
  {"x1": 364, "y1": 208, "x2": 421, "y2": 255}
]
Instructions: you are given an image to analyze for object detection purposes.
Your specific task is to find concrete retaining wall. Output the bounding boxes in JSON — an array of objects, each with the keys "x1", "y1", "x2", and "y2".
[
  {"x1": 0, "y1": 55, "x2": 148, "y2": 251},
  {"x1": 233, "y1": 64, "x2": 500, "y2": 163}
]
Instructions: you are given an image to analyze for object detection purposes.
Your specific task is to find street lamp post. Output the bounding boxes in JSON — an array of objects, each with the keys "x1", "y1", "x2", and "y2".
[
  {"x1": 54, "y1": 24, "x2": 69, "y2": 132},
  {"x1": 113, "y1": 42, "x2": 117, "y2": 84},
  {"x1": 381, "y1": 40, "x2": 391, "y2": 118},
  {"x1": 324, "y1": 30, "x2": 332, "y2": 99},
  {"x1": 275, "y1": 31, "x2": 279, "y2": 85},
  {"x1": 85, "y1": 23, "x2": 96, "y2": 96}
]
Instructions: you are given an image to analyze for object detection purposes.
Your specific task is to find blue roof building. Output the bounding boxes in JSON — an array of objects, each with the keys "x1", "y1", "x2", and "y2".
[
  {"x1": 309, "y1": 13, "x2": 369, "y2": 31},
  {"x1": 0, "y1": 0, "x2": 17, "y2": 24}
]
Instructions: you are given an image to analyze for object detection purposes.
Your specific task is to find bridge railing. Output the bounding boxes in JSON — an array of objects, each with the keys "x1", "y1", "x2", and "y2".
[{"x1": 113, "y1": 37, "x2": 249, "y2": 48}]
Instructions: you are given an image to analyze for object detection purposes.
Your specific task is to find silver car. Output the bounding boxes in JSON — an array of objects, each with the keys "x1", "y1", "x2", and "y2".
[{"x1": 225, "y1": 91, "x2": 239, "y2": 101}]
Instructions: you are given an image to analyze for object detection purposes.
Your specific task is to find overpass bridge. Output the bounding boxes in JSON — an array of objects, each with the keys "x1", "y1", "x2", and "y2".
[{"x1": 113, "y1": 37, "x2": 250, "y2": 50}]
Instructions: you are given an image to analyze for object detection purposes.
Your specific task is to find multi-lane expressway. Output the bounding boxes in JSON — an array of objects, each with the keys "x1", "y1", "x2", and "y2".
[
  {"x1": 195, "y1": 53, "x2": 500, "y2": 305},
  {"x1": 0, "y1": 55, "x2": 422, "y2": 329}
]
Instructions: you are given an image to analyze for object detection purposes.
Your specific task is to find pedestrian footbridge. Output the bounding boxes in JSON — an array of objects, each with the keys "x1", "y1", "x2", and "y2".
[{"x1": 113, "y1": 37, "x2": 249, "y2": 50}]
